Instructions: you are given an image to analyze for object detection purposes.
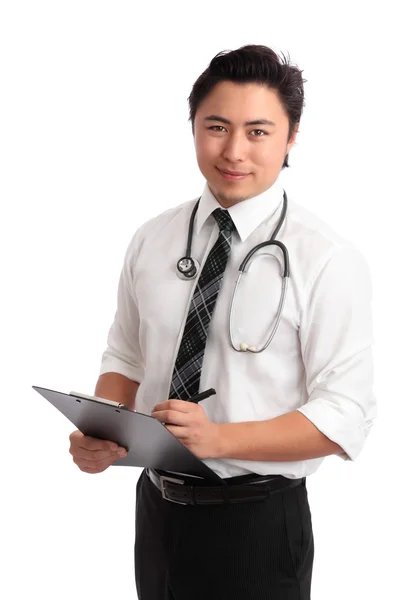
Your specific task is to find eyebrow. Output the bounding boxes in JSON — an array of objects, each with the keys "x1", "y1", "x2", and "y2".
[{"x1": 204, "y1": 114, "x2": 276, "y2": 127}]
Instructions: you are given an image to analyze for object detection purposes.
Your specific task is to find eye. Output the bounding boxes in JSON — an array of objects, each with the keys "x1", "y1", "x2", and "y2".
[
  {"x1": 250, "y1": 129, "x2": 268, "y2": 137},
  {"x1": 207, "y1": 126, "x2": 268, "y2": 136}
]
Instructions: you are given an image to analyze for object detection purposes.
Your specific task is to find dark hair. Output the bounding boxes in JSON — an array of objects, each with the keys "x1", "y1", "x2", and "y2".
[{"x1": 188, "y1": 44, "x2": 307, "y2": 168}]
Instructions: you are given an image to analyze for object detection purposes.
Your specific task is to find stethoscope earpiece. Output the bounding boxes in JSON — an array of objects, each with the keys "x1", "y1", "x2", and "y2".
[{"x1": 239, "y1": 342, "x2": 257, "y2": 352}]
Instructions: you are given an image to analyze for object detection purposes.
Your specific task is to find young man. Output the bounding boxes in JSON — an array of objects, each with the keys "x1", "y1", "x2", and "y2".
[{"x1": 69, "y1": 45, "x2": 376, "y2": 599}]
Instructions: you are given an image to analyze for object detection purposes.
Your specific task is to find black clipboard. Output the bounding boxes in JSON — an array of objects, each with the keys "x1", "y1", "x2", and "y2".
[{"x1": 32, "y1": 386, "x2": 222, "y2": 482}]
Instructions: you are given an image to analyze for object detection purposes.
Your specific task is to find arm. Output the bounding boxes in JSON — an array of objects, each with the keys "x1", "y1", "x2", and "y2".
[
  {"x1": 216, "y1": 244, "x2": 376, "y2": 462},
  {"x1": 97, "y1": 231, "x2": 144, "y2": 402},
  {"x1": 95, "y1": 372, "x2": 140, "y2": 411},
  {"x1": 217, "y1": 411, "x2": 343, "y2": 461}
]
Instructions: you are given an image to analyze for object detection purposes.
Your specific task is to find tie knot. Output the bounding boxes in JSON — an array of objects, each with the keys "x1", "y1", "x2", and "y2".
[{"x1": 212, "y1": 208, "x2": 236, "y2": 233}]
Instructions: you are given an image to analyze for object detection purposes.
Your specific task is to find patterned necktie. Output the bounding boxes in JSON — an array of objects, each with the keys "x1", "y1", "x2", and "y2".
[{"x1": 169, "y1": 208, "x2": 236, "y2": 400}]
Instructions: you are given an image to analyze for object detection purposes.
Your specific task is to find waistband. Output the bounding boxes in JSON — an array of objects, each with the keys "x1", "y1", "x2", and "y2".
[{"x1": 146, "y1": 468, "x2": 305, "y2": 506}]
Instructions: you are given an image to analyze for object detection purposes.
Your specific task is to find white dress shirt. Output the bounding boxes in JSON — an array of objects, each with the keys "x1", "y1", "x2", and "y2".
[{"x1": 99, "y1": 177, "x2": 376, "y2": 479}]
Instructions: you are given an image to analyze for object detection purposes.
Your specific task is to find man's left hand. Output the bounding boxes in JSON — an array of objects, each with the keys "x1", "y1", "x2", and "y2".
[{"x1": 151, "y1": 400, "x2": 221, "y2": 460}]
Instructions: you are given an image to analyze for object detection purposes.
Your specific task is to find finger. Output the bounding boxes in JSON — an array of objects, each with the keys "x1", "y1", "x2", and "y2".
[
  {"x1": 169, "y1": 399, "x2": 194, "y2": 411},
  {"x1": 165, "y1": 425, "x2": 189, "y2": 439},
  {"x1": 153, "y1": 400, "x2": 192, "y2": 412},
  {"x1": 154, "y1": 411, "x2": 187, "y2": 426},
  {"x1": 73, "y1": 456, "x2": 115, "y2": 471},
  {"x1": 79, "y1": 465, "x2": 106, "y2": 474},
  {"x1": 70, "y1": 447, "x2": 119, "y2": 462},
  {"x1": 77, "y1": 436, "x2": 120, "y2": 452}
]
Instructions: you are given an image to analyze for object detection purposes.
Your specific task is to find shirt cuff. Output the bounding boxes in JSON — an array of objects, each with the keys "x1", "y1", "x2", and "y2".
[
  {"x1": 99, "y1": 357, "x2": 143, "y2": 384},
  {"x1": 296, "y1": 399, "x2": 375, "y2": 462}
]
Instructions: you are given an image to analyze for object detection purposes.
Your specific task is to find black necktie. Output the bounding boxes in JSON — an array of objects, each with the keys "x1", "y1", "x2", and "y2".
[{"x1": 168, "y1": 208, "x2": 236, "y2": 400}]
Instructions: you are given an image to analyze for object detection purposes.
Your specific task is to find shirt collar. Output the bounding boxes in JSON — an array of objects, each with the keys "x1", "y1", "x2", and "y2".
[{"x1": 194, "y1": 177, "x2": 284, "y2": 242}]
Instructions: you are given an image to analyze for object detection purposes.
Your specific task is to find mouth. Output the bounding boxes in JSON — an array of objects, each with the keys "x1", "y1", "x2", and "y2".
[{"x1": 216, "y1": 167, "x2": 249, "y2": 181}]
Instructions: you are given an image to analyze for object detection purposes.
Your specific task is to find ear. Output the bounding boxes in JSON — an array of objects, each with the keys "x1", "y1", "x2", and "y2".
[{"x1": 287, "y1": 123, "x2": 299, "y2": 153}]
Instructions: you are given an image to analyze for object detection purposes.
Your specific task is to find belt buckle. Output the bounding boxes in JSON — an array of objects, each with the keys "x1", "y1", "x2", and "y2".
[{"x1": 159, "y1": 474, "x2": 187, "y2": 505}]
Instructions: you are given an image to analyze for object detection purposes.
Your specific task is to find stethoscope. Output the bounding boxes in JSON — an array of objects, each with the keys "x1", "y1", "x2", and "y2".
[{"x1": 176, "y1": 190, "x2": 290, "y2": 353}]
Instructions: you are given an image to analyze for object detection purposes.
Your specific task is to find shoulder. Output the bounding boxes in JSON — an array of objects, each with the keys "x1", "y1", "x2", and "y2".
[
  {"x1": 286, "y1": 197, "x2": 351, "y2": 252},
  {"x1": 284, "y1": 195, "x2": 370, "y2": 293},
  {"x1": 124, "y1": 196, "x2": 198, "y2": 264}
]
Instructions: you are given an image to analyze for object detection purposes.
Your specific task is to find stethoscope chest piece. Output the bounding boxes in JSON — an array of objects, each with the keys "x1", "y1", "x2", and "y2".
[{"x1": 176, "y1": 257, "x2": 200, "y2": 280}]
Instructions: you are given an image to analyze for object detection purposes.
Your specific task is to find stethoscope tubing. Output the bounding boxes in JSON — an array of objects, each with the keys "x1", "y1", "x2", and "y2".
[{"x1": 177, "y1": 190, "x2": 290, "y2": 352}]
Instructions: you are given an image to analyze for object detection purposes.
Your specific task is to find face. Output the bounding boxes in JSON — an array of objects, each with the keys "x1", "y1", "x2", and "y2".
[{"x1": 193, "y1": 81, "x2": 298, "y2": 208}]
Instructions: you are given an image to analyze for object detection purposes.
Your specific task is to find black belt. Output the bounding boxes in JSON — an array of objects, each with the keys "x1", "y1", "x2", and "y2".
[{"x1": 146, "y1": 468, "x2": 305, "y2": 506}]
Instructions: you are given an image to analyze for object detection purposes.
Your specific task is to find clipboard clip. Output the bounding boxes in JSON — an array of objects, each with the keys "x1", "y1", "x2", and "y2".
[{"x1": 69, "y1": 391, "x2": 127, "y2": 410}]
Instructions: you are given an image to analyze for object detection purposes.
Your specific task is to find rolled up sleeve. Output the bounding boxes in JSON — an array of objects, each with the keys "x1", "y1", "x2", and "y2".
[
  {"x1": 99, "y1": 232, "x2": 144, "y2": 383},
  {"x1": 297, "y1": 244, "x2": 377, "y2": 461}
]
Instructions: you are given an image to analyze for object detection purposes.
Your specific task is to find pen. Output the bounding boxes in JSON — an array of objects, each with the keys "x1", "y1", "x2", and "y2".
[
  {"x1": 160, "y1": 388, "x2": 216, "y2": 426},
  {"x1": 186, "y1": 387, "x2": 216, "y2": 404}
]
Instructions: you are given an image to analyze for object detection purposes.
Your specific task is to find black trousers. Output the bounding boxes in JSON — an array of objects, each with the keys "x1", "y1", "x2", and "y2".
[{"x1": 134, "y1": 468, "x2": 314, "y2": 600}]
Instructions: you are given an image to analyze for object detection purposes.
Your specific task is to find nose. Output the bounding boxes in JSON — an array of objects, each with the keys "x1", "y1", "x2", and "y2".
[{"x1": 221, "y1": 134, "x2": 248, "y2": 164}]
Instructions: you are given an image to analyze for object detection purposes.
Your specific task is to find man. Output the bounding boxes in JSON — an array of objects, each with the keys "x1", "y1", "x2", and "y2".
[{"x1": 69, "y1": 45, "x2": 376, "y2": 599}]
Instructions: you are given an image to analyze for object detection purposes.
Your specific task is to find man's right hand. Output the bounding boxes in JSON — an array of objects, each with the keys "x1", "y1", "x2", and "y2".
[{"x1": 69, "y1": 430, "x2": 128, "y2": 474}]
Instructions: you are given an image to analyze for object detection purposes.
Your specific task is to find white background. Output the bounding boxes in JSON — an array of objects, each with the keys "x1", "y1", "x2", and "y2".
[{"x1": 1, "y1": 1, "x2": 398, "y2": 598}]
